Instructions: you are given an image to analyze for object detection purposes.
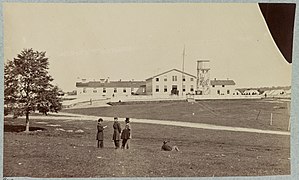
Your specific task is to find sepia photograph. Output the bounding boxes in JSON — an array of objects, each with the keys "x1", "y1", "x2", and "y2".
[{"x1": 2, "y1": 2, "x2": 295, "y2": 178}]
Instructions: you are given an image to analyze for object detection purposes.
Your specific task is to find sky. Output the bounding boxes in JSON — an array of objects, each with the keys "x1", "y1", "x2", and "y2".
[{"x1": 3, "y1": 3, "x2": 292, "y2": 92}]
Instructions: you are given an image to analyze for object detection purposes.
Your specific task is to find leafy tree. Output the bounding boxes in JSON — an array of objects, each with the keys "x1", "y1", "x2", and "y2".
[{"x1": 4, "y1": 48, "x2": 62, "y2": 132}]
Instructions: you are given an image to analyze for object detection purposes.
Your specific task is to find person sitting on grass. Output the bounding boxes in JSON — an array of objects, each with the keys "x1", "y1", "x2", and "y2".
[{"x1": 161, "y1": 141, "x2": 180, "y2": 151}]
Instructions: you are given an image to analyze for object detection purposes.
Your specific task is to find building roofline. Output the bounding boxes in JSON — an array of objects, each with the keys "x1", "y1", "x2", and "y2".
[
  {"x1": 146, "y1": 69, "x2": 196, "y2": 81},
  {"x1": 197, "y1": 60, "x2": 210, "y2": 62},
  {"x1": 210, "y1": 79, "x2": 236, "y2": 86},
  {"x1": 76, "y1": 80, "x2": 145, "y2": 88}
]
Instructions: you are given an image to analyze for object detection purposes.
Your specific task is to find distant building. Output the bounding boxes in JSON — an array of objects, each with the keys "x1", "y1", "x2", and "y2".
[
  {"x1": 66, "y1": 90, "x2": 77, "y2": 96},
  {"x1": 210, "y1": 78, "x2": 239, "y2": 96},
  {"x1": 243, "y1": 89, "x2": 260, "y2": 95},
  {"x1": 75, "y1": 70, "x2": 240, "y2": 98},
  {"x1": 75, "y1": 62, "x2": 242, "y2": 100},
  {"x1": 145, "y1": 69, "x2": 196, "y2": 97},
  {"x1": 76, "y1": 79, "x2": 146, "y2": 98},
  {"x1": 262, "y1": 88, "x2": 291, "y2": 98}
]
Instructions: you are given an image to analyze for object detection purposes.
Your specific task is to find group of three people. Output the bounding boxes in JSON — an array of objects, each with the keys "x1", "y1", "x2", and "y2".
[{"x1": 96, "y1": 117, "x2": 131, "y2": 149}]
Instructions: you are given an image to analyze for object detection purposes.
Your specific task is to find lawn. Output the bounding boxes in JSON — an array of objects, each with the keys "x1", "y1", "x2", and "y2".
[
  {"x1": 4, "y1": 114, "x2": 290, "y2": 178},
  {"x1": 62, "y1": 99, "x2": 291, "y2": 131}
]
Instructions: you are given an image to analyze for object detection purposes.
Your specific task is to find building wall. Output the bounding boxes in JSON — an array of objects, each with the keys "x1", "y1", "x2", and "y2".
[
  {"x1": 76, "y1": 82, "x2": 239, "y2": 98},
  {"x1": 76, "y1": 87, "x2": 138, "y2": 98},
  {"x1": 149, "y1": 70, "x2": 196, "y2": 97},
  {"x1": 75, "y1": 70, "x2": 240, "y2": 99},
  {"x1": 135, "y1": 86, "x2": 146, "y2": 95},
  {"x1": 210, "y1": 85, "x2": 240, "y2": 96},
  {"x1": 145, "y1": 79, "x2": 153, "y2": 95},
  {"x1": 243, "y1": 90, "x2": 260, "y2": 95}
]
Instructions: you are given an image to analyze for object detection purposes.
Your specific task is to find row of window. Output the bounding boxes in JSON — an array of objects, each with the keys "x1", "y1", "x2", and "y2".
[
  {"x1": 212, "y1": 85, "x2": 226, "y2": 87},
  {"x1": 155, "y1": 85, "x2": 194, "y2": 92},
  {"x1": 83, "y1": 88, "x2": 130, "y2": 93},
  {"x1": 156, "y1": 76, "x2": 194, "y2": 82},
  {"x1": 217, "y1": 90, "x2": 230, "y2": 95},
  {"x1": 216, "y1": 90, "x2": 239, "y2": 95}
]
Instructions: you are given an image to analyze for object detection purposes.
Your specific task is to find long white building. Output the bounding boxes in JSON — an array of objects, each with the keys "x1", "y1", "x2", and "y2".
[
  {"x1": 76, "y1": 79, "x2": 146, "y2": 98},
  {"x1": 75, "y1": 69, "x2": 239, "y2": 99},
  {"x1": 76, "y1": 72, "x2": 241, "y2": 99},
  {"x1": 210, "y1": 78, "x2": 240, "y2": 96}
]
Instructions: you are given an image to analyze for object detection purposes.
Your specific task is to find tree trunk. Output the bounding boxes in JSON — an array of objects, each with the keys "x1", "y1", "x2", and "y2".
[{"x1": 25, "y1": 112, "x2": 30, "y2": 132}]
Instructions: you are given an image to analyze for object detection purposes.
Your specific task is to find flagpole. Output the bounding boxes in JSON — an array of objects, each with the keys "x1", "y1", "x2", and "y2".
[
  {"x1": 182, "y1": 45, "x2": 185, "y2": 72},
  {"x1": 182, "y1": 45, "x2": 185, "y2": 96}
]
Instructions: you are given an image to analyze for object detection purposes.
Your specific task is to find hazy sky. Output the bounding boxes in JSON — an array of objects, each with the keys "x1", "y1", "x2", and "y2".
[{"x1": 3, "y1": 3, "x2": 292, "y2": 91}]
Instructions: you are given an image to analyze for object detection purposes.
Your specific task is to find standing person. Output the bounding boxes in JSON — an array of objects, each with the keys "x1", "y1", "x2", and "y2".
[
  {"x1": 112, "y1": 117, "x2": 121, "y2": 149},
  {"x1": 121, "y1": 118, "x2": 131, "y2": 149},
  {"x1": 96, "y1": 118, "x2": 107, "y2": 148}
]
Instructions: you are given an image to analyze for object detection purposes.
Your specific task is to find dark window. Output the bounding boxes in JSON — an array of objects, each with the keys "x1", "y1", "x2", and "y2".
[
  {"x1": 212, "y1": 85, "x2": 215, "y2": 87},
  {"x1": 114, "y1": 88, "x2": 117, "y2": 93},
  {"x1": 227, "y1": 90, "x2": 230, "y2": 94},
  {"x1": 222, "y1": 85, "x2": 225, "y2": 87},
  {"x1": 103, "y1": 88, "x2": 106, "y2": 93},
  {"x1": 83, "y1": 88, "x2": 86, "y2": 93},
  {"x1": 182, "y1": 76, "x2": 185, "y2": 81},
  {"x1": 156, "y1": 78, "x2": 159, "y2": 82},
  {"x1": 190, "y1": 78, "x2": 194, "y2": 81},
  {"x1": 172, "y1": 76, "x2": 177, "y2": 81},
  {"x1": 93, "y1": 89, "x2": 97, "y2": 93},
  {"x1": 217, "y1": 90, "x2": 220, "y2": 95},
  {"x1": 164, "y1": 86, "x2": 167, "y2": 92},
  {"x1": 123, "y1": 88, "x2": 126, "y2": 93}
]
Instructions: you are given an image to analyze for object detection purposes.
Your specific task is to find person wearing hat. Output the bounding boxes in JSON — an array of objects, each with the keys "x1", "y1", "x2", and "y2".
[
  {"x1": 112, "y1": 117, "x2": 122, "y2": 149},
  {"x1": 121, "y1": 118, "x2": 131, "y2": 149},
  {"x1": 96, "y1": 118, "x2": 107, "y2": 148}
]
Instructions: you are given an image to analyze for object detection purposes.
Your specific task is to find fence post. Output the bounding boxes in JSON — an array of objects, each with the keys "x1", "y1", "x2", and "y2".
[
  {"x1": 256, "y1": 110, "x2": 261, "y2": 120},
  {"x1": 270, "y1": 113, "x2": 273, "y2": 126}
]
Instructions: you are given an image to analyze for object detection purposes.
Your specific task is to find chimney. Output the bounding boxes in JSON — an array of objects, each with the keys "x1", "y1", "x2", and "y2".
[{"x1": 100, "y1": 79, "x2": 105, "y2": 83}]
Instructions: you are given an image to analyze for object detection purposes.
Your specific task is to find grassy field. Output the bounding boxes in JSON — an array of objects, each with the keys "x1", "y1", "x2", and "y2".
[
  {"x1": 63, "y1": 99, "x2": 290, "y2": 131},
  {"x1": 4, "y1": 99, "x2": 290, "y2": 177}
]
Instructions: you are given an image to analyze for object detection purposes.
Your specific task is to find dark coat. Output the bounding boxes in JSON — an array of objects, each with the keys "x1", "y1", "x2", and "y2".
[
  {"x1": 96, "y1": 123, "x2": 104, "y2": 140},
  {"x1": 161, "y1": 143, "x2": 172, "y2": 151},
  {"x1": 121, "y1": 124, "x2": 131, "y2": 140},
  {"x1": 112, "y1": 122, "x2": 121, "y2": 140}
]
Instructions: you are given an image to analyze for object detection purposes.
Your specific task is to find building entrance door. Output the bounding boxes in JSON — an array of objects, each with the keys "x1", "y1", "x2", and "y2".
[{"x1": 171, "y1": 85, "x2": 179, "y2": 95}]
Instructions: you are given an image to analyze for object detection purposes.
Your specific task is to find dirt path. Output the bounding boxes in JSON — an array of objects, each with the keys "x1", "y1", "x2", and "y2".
[{"x1": 13, "y1": 112, "x2": 290, "y2": 136}]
